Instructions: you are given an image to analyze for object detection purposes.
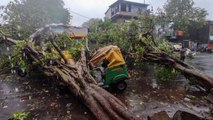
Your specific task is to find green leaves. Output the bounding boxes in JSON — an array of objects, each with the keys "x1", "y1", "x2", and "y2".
[
  {"x1": 154, "y1": 66, "x2": 179, "y2": 81},
  {"x1": 42, "y1": 34, "x2": 84, "y2": 61},
  {"x1": 158, "y1": 0, "x2": 208, "y2": 35},
  {"x1": 12, "y1": 111, "x2": 30, "y2": 120},
  {"x1": 11, "y1": 40, "x2": 29, "y2": 72}
]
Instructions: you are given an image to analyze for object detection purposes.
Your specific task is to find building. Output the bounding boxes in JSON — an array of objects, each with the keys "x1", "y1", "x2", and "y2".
[
  {"x1": 105, "y1": 0, "x2": 148, "y2": 22},
  {"x1": 189, "y1": 21, "x2": 213, "y2": 50},
  {"x1": 156, "y1": 22, "x2": 186, "y2": 46}
]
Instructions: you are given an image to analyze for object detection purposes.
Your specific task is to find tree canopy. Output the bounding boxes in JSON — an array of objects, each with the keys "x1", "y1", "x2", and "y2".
[
  {"x1": 1, "y1": 0, "x2": 71, "y2": 38},
  {"x1": 158, "y1": 0, "x2": 208, "y2": 35},
  {"x1": 81, "y1": 18, "x2": 102, "y2": 31}
]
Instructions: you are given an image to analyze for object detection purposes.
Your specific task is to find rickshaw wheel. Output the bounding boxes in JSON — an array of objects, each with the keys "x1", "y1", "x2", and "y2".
[{"x1": 116, "y1": 81, "x2": 127, "y2": 92}]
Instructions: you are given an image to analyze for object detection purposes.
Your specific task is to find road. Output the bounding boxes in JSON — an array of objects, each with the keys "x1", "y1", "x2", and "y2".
[
  {"x1": 187, "y1": 53, "x2": 213, "y2": 77},
  {"x1": 117, "y1": 53, "x2": 213, "y2": 119}
]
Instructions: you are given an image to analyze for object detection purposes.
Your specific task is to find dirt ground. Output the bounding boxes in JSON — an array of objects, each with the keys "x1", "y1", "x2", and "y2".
[{"x1": 0, "y1": 53, "x2": 213, "y2": 120}]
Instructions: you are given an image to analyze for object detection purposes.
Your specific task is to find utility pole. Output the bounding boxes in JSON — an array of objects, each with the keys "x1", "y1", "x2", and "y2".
[{"x1": 144, "y1": 0, "x2": 145, "y2": 4}]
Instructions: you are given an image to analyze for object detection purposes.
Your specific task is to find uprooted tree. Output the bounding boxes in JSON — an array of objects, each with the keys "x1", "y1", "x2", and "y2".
[{"x1": 0, "y1": 24, "x2": 139, "y2": 120}]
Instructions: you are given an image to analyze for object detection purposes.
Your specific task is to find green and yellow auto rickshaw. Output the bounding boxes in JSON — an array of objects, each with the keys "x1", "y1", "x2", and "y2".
[{"x1": 89, "y1": 45, "x2": 130, "y2": 91}]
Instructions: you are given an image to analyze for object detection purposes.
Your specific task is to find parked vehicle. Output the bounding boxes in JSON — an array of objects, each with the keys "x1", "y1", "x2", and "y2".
[{"x1": 173, "y1": 44, "x2": 182, "y2": 51}]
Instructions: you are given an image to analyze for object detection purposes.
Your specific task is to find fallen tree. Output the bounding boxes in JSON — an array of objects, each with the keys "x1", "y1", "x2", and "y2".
[
  {"x1": 143, "y1": 50, "x2": 213, "y2": 91},
  {"x1": 1, "y1": 25, "x2": 139, "y2": 120},
  {"x1": 23, "y1": 45, "x2": 138, "y2": 120},
  {"x1": 137, "y1": 34, "x2": 213, "y2": 91}
]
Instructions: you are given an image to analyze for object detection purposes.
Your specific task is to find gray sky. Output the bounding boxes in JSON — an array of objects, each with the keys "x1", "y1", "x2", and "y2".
[{"x1": 1, "y1": 0, "x2": 213, "y2": 26}]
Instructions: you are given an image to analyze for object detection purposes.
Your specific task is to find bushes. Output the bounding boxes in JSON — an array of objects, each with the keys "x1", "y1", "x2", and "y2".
[{"x1": 154, "y1": 66, "x2": 179, "y2": 81}]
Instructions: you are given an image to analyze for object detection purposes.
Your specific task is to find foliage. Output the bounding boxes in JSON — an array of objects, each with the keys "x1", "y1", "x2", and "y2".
[
  {"x1": 86, "y1": 12, "x2": 158, "y2": 52},
  {"x1": 84, "y1": 10, "x2": 183, "y2": 81},
  {"x1": 187, "y1": 52, "x2": 194, "y2": 59},
  {"x1": 135, "y1": 37, "x2": 180, "y2": 81},
  {"x1": 0, "y1": 33, "x2": 84, "y2": 75},
  {"x1": 40, "y1": 34, "x2": 84, "y2": 62},
  {"x1": 87, "y1": 18, "x2": 138, "y2": 52},
  {"x1": 0, "y1": 54, "x2": 11, "y2": 73},
  {"x1": 11, "y1": 40, "x2": 29, "y2": 72},
  {"x1": 153, "y1": 38, "x2": 180, "y2": 81},
  {"x1": 0, "y1": 24, "x2": 20, "y2": 39},
  {"x1": 158, "y1": 0, "x2": 208, "y2": 35},
  {"x1": 81, "y1": 18, "x2": 103, "y2": 31},
  {"x1": 154, "y1": 65, "x2": 178, "y2": 81},
  {"x1": 12, "y1": 111, "x2": 29, "y2": 120},
  {"x1": 1, "y1": 0, "x2": 71, "y2": 38},
  {"x1": 52, "y1": 34, "x2": 84, "y2": 61},
  {"x1": 0, "y1": 37, "x2": 29, "y2": 74},
  {"x1": 137, "y1": 12, "x2": 156, "y2": 33},
  {"x1": 155, "y1": 38, "x2": 173, "y2": 55}
]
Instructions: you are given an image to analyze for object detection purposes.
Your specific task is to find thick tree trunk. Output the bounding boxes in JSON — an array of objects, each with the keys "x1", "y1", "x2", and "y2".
[{"x1": 1, "y1": 26, "x2": 139, "y2": 120}]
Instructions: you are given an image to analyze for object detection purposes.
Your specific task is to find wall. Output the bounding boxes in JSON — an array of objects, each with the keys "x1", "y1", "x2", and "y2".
[
  {"x1": 189, "y1": 21, "x2": 211, "y2": 44},
  {"x1": 105, "y1": 1, "x2": 148, "y2": 20},
  {"x1": 208, "y1": 41, "x2": 213, "y2": 49},
  {"x1": 105, "y1": 9, "x2": 112, "y2": 19}
]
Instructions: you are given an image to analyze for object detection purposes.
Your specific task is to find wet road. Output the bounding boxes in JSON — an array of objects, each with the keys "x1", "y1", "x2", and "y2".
[
  {"x1": 117, "y1": 53, "x2": 213, "y2": 119},
  {"x1": 187, "y1": 53, "x2": 213, "y2": 77},
  {"x1": 0, "y1": 76, "x2": 93, "y2": 120},
  {"x1": 0, "y1": 53, "x2": 213, "y2": 120}
]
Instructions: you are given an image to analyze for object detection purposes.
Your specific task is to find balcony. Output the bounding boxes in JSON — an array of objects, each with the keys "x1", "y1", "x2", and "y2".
[{"x1": 111, "y1": 11, "x2": 138, "y2": 21}]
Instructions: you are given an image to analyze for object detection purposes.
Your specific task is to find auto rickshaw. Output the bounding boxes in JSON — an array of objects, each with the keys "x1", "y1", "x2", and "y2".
[{"x1": 89, "y1": 45, "x2": 130, "y2": 91}]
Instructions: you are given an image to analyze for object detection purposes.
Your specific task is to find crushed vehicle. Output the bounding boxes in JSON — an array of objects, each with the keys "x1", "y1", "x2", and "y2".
[{"x1": 89, "y1": 45, "x2": 130, "y2": 91}]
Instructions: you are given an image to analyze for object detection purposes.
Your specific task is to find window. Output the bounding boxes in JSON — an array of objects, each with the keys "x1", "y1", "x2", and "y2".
[
  {"x1": 121, "y1": 3, "x2": 126, "y2": 11},
  {"x1": 128, "y1": 4, "x2": 131, "y2": 12}
]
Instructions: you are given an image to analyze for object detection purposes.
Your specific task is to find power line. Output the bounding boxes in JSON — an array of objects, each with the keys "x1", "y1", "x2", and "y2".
[{"x1": 68, "y1": 9, "x2": 90, "y2": 19}]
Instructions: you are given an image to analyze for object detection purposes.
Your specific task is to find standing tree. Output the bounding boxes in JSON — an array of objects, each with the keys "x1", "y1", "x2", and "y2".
[
  {"x1": 81, "y1": 18, "x2": 103, "y2": 31},
  {"x1": 1, "y1": 0, "x2": 71, "y2": 38},
  {"x1": 158, "y1": 0, "x2": 208, "y2": 35}
]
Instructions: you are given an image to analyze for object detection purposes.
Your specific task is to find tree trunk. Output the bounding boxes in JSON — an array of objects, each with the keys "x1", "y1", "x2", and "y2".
[
  {"x1": 143, "y1": 49, "x2": 213, "y2": 91},
  {"x1": 23, "y1": 45, "x2": 139, "y2": 120},
  {"x1": 1, "y1": 25, "x2": 140, "y2": 120}
]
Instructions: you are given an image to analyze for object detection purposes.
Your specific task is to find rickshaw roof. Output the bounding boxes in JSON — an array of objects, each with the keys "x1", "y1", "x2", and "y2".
[{"x1": 89, "y1": 45, "x2": 125, "y2": 68}]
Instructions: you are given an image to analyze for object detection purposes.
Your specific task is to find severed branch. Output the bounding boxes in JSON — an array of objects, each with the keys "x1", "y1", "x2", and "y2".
[{"x1": 49, "y1": 36, "x2": 68, "y2": 64}]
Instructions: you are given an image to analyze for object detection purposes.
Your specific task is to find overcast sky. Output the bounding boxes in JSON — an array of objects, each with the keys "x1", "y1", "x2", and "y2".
[{"x1": 1, "y1": 0, "x2": 213, "y2": 26}]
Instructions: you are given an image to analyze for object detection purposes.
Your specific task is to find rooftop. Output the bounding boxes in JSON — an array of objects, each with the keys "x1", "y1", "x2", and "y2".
[{"x1": 109, "y1": 0, "x2": 149, "y2": 7}]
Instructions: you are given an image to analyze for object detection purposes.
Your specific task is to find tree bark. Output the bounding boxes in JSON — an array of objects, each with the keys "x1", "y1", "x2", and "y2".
[
  {"x1": 23, "y1": 44, "x2": 140, "y2": 120},
  {"x1": 142, "y1": 47, "x2": 213, "y2": 91},
  {"x1": 1, "y1": 25, "x2": 140, "y2": 120},
  {"x1": 136, "y1": 31, "x2": 213, "y2": 91}
]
